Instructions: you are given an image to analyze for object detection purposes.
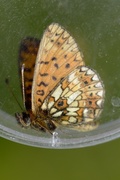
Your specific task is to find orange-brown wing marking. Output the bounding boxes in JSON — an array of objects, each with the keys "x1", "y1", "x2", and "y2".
[
  {"x1": 32, "y1": 23, "x2": 85, "y2": 115},
  {"x1": 19, "y1": 37, "x2": 40, "y2": 110}
]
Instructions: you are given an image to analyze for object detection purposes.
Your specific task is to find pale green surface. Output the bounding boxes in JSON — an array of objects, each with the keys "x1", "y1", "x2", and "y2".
[{"x1": 0, "y1": 0, "x2": 120, "y2": 178}]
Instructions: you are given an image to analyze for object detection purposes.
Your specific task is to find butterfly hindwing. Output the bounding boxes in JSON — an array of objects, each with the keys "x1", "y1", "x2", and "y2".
[{"x1": 41, "y1": 66, "x2": 104, "y2": 130}]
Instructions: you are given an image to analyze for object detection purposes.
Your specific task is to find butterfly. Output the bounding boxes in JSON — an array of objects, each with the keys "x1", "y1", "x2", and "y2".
[{"x1": 15, "y1": 23, "x2": 105, "y2": 134}]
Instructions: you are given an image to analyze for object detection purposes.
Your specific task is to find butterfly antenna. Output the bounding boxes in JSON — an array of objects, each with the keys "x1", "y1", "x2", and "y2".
[{"x1": 5, "y1": 78, "x2": 24, "y2": 111}]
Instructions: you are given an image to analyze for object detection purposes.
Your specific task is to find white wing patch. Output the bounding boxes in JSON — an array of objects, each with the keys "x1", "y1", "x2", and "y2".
[{"x1": 42, "y1": 66, "x2": 105, "y2": 130}]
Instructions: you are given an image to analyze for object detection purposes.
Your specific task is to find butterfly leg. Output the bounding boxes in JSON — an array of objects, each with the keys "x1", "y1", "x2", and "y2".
[{"x1": 31, "y1": 118, "x2": 56, "y2": 134}]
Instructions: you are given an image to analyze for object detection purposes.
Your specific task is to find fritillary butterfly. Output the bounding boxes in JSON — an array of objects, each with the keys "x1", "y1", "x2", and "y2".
[{"x1": 15, "y1": 23, "x2": 105, "y2": 133}]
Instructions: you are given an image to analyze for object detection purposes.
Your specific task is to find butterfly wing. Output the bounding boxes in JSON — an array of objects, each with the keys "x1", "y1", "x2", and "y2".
[
  {"x1": 41, "y1": 66, "x2": 105, "y2": 130},
  {"x1": 19, "y1": 37, "x2": 40, "y2": 110},
  {"x1": 32, "y1": 23, "x2": 84, "y2": 115}
]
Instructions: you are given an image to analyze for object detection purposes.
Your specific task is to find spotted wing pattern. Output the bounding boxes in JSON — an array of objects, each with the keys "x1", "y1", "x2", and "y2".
[
  {"x1": 16, "y1": 23, "x2": 105, "y2": 133},
  {"x1": 19, "y1": 37, "x2": 40, "y2": 110},
  {"x1": 32, "y1": 23, "x2": 84, "y2": 115},
  {"x1": 41, "y1": 66, "x2": 104, "y2": 130}
]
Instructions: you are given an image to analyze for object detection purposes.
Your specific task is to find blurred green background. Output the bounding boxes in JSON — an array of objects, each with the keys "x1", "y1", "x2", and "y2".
[
  {"x1": 1, "y1": 0, "x2": 120, "y2": 179},
  {"x1": 0, "y1": 137, "x2": 120, "y2": 180}
]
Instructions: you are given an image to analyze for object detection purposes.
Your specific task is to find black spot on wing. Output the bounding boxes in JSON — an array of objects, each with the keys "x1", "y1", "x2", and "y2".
[
  {"x1": 88, "y1": 100, "x2": 92, "y2": 105},
  {"x1": 36, "y1": 90, "x2": 44, "y2": 96},
  {"x1": 24, "y1": 68, "x2": 31, "y2": 72},
  {"x1": 65, "y1": 63, "x2": 70, "y2": 68},
  {"x1": 84, "y1": 81, "x2": 88, "y2": 85},
  {"x1": 64, "y1": 54, "x2": 67, "y2": 59},
  {"x1": 54, "y1": 63, "x2": 59, "y2": 69},
  {"x1": 40, "y1": 61, "x2": 49, "y2": 64},
  {"x1": 26, "y1": 85, "x2": 32, "y2": 90},
  {"x1": 39, "y1": 73, "x2": 48, "y2": 76},
  {"x1": 90, "y1": 93, "x2": 93, "y2": 97},
  {"x1": 57, "y1": 100, "x2": 64, "y2": 107},
  {"x1": 55, "y1": 33, "x2": 60, "y2": 36},
  {"x1": 38, "y1": 98, "x2": 42, "y2": 103},
  {"x1": 57, "y1": 42, "x2": 61, "y2": 46},
  {"x1": 26, "y1": 93, "x2": 31, "y2": 98},
  {"x1": 52, "y1": 76, "x2": 57, "y2": 81},
  {"x1": 25, "y1": 78, "x2": 33, "y2": 82},
  {"x1": 37, "y1": 81, "x2": 49, "y2": 87},
  {"x1": 51, "y1": 57, "x2": 57, "y2": 61}
]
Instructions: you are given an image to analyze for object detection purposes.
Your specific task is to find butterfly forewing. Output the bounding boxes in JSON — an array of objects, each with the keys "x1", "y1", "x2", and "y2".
[
  {"x1": 32, "y1": 23, "x2": 84, "y2": 115},
  {"x1": 19, "y1": 37, "x2": 40, "y2": 110}
]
